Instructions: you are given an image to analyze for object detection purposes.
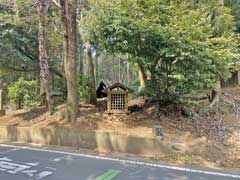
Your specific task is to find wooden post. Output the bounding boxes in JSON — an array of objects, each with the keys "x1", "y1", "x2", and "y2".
[
  {"x1": 0, "y1": 89, "x2": 6, "y2": 117},
  {"x1": 127, "y1": 62, "x2": 130, "y2": 86},
  {"x1": 125, "y1": 93, "x2": 128, "y2": 113},
  {"x1": 107, "y1": 90, "x2": 111, "y2": 112}
]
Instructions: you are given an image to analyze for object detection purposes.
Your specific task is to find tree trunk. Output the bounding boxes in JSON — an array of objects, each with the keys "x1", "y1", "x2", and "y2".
[
  {"x1": 118, "y1": 57, "x2": 121, "y2": 83},
  {"x1": 14, "y1": 0, "x2": 20, "y2": 25},
  {"x1": 85, "y1": 41, "x2": 97, "y2": 105},
  {"x1": 77, "y1": 27, "x2": 84, "y2": 76},
  {"x1": 218, "y1": 0, "x2": 224, "y2": 6},
  {"x1": 137, "y1": 62, "x2": 147, "y2": 90},
  {"x1": 209, "y1": 0, "x2": 224, "y2": 108},
  {"x1": 95, "y1": 49, "x2": 98, "y2": 84},
  {"x1": 0, "y1": 89, "x2": 3, "y2": 110},
  {"x1": 37, "y1": 0, "x2": 53, "y2": 113},
  {"x1": 210, "y1": 81, "x2": 222, "y2": 108},
  {"x1": 126, "y1": 54, "x2": 130, "y2": 85},
  {"x1": 40, "y1": 80, "x2": 46, "y2": 105},
  {"x1": 79, "y1": 43, "x2": 84, "y2": 75},
  {"x1": 60, "y1": 0, "x2": 79, "y2": 123}
]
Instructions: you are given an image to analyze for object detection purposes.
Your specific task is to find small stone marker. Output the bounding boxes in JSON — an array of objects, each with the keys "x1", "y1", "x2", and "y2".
[
  {"x1": 152, "y1": 125, "x2": 163, "y2": 139},
  {"x1": 0, "y1": 89, "x2": 6, "y2": 117}
]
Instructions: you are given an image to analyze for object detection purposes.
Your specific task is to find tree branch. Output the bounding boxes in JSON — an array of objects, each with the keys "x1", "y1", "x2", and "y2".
[{"x1": 52, "y1": 0, "x2": 61, "y2": 7}]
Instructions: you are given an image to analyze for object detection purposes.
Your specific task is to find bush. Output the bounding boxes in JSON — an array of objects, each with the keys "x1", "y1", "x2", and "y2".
[
  {"x1": 78, "y1": 75, "x2": 91, "y2": 100},
  {"x1": 8, "y1": 77, "x2": 40, "y2": 108}
]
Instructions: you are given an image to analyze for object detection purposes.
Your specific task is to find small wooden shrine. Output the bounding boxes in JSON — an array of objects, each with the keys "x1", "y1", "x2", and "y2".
[{"x1": 103, "y1": 83, "x2": 134, "y2": 114}]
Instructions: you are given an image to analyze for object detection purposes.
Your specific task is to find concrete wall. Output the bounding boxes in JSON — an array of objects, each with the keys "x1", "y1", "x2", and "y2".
[{"x1": 0, "y1": 125, "x2": 169, "y2": 157}]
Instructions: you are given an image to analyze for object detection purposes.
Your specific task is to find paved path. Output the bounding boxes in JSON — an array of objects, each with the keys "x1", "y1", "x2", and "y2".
[{"x1": 0, "y1": 143, "x2": 239, "y2": 180}]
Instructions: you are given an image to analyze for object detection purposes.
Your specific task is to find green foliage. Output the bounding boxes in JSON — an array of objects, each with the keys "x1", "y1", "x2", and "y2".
[
  {"x1": 0, "y1": 24, "x2": 38, "y2": 73},
  {"x1": 8, "y1": 77, "x2": 40, "y2": 108},
  {"x1": 81, "y1": 0, "x2": 239, "y2": 102},
  {"x1": 1, "y1": 0, "x2": 240, "y2": 108},
  {"x1": 53, "y1": 77, "x2": 67, "y2": 100},
  {"x1": 0, "y1": 0, "x2": 65, "y2": 111},
  {"x1": 78, "y1": 76, "x2": 91, "y2": 100},
  {"x1": 0, "y1": 0, "x2": 63, "y2": 83},
  {"x1": 0, "y1": 0, "x2": 38, "y2": 73},
  {"x1": 225, "y1": 0, "x2": 240, "y2": 32}
]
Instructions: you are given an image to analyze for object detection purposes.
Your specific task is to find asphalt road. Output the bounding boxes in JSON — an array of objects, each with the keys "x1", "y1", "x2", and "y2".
[{"x1": 0, "y1": 143, "x2": 239, "y2": 180}]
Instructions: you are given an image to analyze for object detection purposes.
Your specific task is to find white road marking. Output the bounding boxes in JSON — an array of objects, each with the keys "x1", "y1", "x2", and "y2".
[
  {"x1": 0, "y1": 157, "x2": 12, "y2": 161},
  {"x1": 0, "y1": 157, "x2": 39, "y2": 167},
  {"x1": 0, "y1": 156, "x2": 53, "y2": 179},
  {"x1": 35, "y1": 171, "x2": 53, "y2": 180},
  {"x1": 46, "y1": 167, "x2": 57, "y2": 171},
  {"x1": 0, "y1": 148, "x2": 19, "y2": 154},
  {"x1": 0, "y1": 160, "x2": 30, "y2": 174},
  {"x1": 22, "y1": 170, "x2": 38, "y2": 177},
  {"x1": 52, "y1": 155, "x2": 73, "y2": 162},
  {"x1": 0, "y1": 143, "x2": 240, "y2": 179},
  {"x1": 26, "y1": 162, "x2": 40, "y2": 166}
]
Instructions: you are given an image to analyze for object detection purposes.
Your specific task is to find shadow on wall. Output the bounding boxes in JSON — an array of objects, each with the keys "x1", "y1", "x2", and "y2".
[
  {"x1": 1, "y1": 128, "x2": 209, "y2": 180},
  {"x1": 0, "y1": 125, "x2": 169, "y2": 157}
]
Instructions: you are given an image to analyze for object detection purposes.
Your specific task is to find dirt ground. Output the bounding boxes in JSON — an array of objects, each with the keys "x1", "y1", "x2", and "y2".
[{"x1": 1, "y1": 88, "x2": 240, "y2": 169}]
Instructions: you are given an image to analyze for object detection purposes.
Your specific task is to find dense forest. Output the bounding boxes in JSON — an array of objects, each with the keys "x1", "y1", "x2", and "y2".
[{"x1": 0, "y1": 0, "x2": 240, "y2": 124}]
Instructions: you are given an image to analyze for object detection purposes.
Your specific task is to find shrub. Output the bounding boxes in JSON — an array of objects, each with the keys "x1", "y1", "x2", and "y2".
[
  {"x1": 78, "y1": 75, "x2": 91, "y2": 100},
  {"x1": 8, "y1": 77, "x2": 40, "y2": 108}
]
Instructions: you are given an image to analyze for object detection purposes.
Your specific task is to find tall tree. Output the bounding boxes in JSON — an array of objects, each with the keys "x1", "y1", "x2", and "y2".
[
  {"x1": 37, "y1": 0, "x2": 53, "y2": 113},
  {"x1": 85, "y1": 41, "x2": 97, "y2": 104},
  {"x1": 78, "y1": 0, "x2": 97, "y2": 105},
  {"x1": 82, "y1": 0, "x2": 238, "y2": 102},
  {"x1": 209, "y1": 0, "x2": 227, "y2": 108},
  {"x1": 60, "y1": 0, "x2": 78, "y2": 123},
  {"x1": 137, "y1": 62, "x2": 147, "y2": 91},
  {"x1": 78, "y1": 37, "x2": 84, "y2": 75}
]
